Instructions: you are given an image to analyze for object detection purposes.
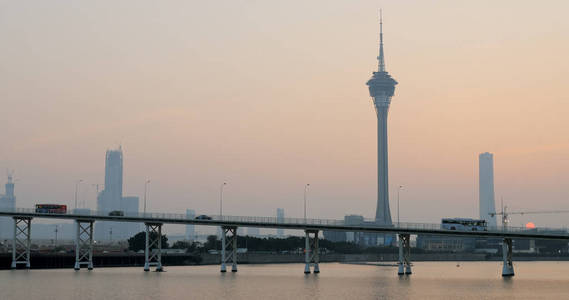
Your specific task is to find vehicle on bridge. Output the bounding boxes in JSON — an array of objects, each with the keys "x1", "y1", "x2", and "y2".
[
  {"x1": 441, "y1": 218, "x2": 487, "y2": 231},
  {"x1": 109, "y1": 210, "x2": 124, "y2": 216},
  {"x1": 35, "y1": 204, "x2": 67, "y2": 214},
  {"x1": 195, "y1": 215, "x2": 212, "y2": 220}
]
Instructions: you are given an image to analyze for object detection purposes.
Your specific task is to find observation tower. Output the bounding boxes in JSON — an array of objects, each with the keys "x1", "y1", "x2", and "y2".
[{"x1": 366, "y1": 11, "x2": 398, "y2": 227}]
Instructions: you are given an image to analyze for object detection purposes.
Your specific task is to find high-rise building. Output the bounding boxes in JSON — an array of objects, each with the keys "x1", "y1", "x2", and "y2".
[
  {"x1": 276, "y1": 208, "x2": 284, "y2": 237},
  {"x1": 95, "y1": 147, "x2": 140, "y2": 241},
  {"x1": 345, "y1": 215, "x2": 365, "y2": 244},
  {"x1": 0, "y1": 172, "x2": 16, "y2": 238},
  {"x1": 479, "y1": 152, "x2": 497, "y2": 227},
  {"x1": 186, "y1": 209, "x2": 196, "y2": 240},
  {"x1": 366, "y1": 13, "x2": 398, "y2": 242}
]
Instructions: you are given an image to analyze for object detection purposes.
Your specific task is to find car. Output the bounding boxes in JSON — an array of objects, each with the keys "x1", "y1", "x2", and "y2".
[
  {"x1": 195, "y1": 215, "x2": 212, "y2": 220},
  {"x1": 109, "y1": 210, "x2": 124, "y2": 216}
]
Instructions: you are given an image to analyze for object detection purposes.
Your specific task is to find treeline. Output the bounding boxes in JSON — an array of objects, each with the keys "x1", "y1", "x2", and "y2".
[{"x1": 127, "y1": 232, "x2": 402, "y2": 255}]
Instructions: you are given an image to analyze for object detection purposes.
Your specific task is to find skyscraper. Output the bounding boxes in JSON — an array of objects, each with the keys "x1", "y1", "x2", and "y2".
[
  {"x1": 95, "y1": 147, "x2": 140, "y2": 241},
  {"x1": 0, "y1": 172, "x2": 16, "y2": 238},
  {"x1": 366, "y1": 12, "x2": 398, "y2": 227},
  {"x1": 479, "y1": 152, "x2": 497, "y2": 227},
  {"x1": 100, "y1": 148, "x2": 123, "y2": 211}
]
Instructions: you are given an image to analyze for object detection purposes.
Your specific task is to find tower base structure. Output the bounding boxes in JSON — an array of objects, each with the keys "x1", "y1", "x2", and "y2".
[
  {"x1": 397, "y1": 234, "x2": 412, "y2": 275},
  {"x1": 11, "y1": 217, "x2": 32, "y2": 269},
  {"x1": 74, "y1": 220, "x2": 94, "y2": 271},
  {"x1": 220, "y1": 226, "x2": 238, "y2": 273},
  {"x1": 304, "y1": 230, "x2": 320, "y2": 274},
  {"x1": 502, "y1": 238, "x2": 514, "y2": 277},
  {"x1": 143, "y1": 223, "x2": 164, "y2": 272}
]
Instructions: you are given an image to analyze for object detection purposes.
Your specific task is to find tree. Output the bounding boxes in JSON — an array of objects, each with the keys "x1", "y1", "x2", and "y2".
[
  {"x1": 204, "y1": 235, "x2": 221, "y2": 251},
  {"x1": 171, "y1": 240, "x2": 201, "y2": 253},
  {"x1": 128, "y1": 231, "x2": 169, "y2": 252}
]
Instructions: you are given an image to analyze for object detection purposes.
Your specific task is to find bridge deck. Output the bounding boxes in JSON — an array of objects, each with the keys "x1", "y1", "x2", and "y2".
[{"x1": 1, "y1": 208, "x2": 567, "y2": 240}]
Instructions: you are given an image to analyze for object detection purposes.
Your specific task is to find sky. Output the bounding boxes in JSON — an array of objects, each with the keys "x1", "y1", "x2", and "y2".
[{"x1": 1, "y1": 0, "x2": 568, "y2": 229}]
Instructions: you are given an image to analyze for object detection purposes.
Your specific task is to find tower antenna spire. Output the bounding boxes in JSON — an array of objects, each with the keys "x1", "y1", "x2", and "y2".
[{"x1": 378, "y1": 9, "x2": 386, "y2": 72}]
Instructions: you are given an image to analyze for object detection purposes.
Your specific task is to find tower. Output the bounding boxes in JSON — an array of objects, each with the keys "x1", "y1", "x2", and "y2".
[
  {"x1": 366, "y1": 11, "x2": 398, "y2": 226},
  {"x1": 95, "y1": 147, "x2": 125, "y2": 241},
  {"x1": 103, "y1": 148, "x2": 124, "y2": 209},
  {"x1": 0, "y1": 172, "x2": 16, "y2": 238},
  {"x1": 5, "y1": 172, "x2": 15, "y2": 199},
  {"x1": 479, "y1": 152, "x2": 497, "y2": 227}
]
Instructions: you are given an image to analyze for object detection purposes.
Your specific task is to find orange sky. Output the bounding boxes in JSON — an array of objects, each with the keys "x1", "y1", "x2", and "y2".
[{"x1": 1, "y1": 0, "x2": 568, "y2": 228}]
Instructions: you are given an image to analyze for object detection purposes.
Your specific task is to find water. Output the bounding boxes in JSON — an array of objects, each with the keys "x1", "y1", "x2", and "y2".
[{"x1": 2, "y1": 262, "x2": 569, "y2": 299}]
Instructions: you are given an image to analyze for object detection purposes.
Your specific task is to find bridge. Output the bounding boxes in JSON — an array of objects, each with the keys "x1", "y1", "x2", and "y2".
[{"x1": 1, "y1": 208, "x2": 568, "y2": 277}]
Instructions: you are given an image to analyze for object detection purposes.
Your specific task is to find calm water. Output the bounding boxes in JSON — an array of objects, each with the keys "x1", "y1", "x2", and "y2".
[{"x1": 2, "y1": 262, "x2": 569, "y2": 299}]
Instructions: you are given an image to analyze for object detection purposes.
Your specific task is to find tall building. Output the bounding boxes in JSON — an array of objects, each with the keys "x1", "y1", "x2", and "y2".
[
  {"x1": 276, "y1": 208, "x2": 284, "y2": 237},
  {"x1": 366, "y1": 13, "x2": 398, "y2": 227},
  {"x1": 0, "y1": 172, "x2": 16, "y2": 238},
  {"x1": 345, "y1": 215, "x2": 365, "y2": 244},
  {"x1": 479, "y1": 152, "x2": 497, "y2": 227},
  {"x1": 99, "y1": 148, "x2": 123, "y2": 212},
  {"x1": 186, "y1": 209, "x2": 196, "y2": 240},
  {"x1": 95, "y1": 147, "x2": 140, "y2": 241}
]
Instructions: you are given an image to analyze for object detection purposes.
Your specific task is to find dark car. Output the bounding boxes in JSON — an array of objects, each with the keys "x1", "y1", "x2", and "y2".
[
  {"x1": 195, "y1": 215, "x2": 212, "y2": 220},
  {"x1": 109, "y1": 210, "x2": 124, "y2": 216}
]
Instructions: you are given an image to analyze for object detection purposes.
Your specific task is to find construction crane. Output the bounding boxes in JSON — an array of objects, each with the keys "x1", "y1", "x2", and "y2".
[{"x1": 490, "y1": 202, "x2": 569, "y2": 228}]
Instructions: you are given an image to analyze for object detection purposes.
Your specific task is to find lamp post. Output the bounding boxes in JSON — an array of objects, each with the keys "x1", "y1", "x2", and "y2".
[
  {"x1": 220, "y1": 182, "x2": 227, "y2": 218},
  {"x1": 74, "y1": 179, "x2": 83, "y2": 210},
  {"x1": 304, "y1": 184, "x2": 310, "y2": 223},
  {"x1": 54, "y1": 225, "x2": 59, "y2": 246},
  {"x1": 144, "y1": 179, "x2": 151, "y2": 214},
  {"x1": 397, "y1": 185, "x2": 404, "y2": 225}
]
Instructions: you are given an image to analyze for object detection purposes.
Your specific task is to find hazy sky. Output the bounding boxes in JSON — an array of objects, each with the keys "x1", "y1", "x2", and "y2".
[{"x1": 1, "y1": 1, "x2": 568, "y2": 228}]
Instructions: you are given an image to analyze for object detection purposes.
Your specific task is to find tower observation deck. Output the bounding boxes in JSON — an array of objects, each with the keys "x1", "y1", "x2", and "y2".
[{"x1": 366, "y1": 11, "x2": 398, "y2": 226}]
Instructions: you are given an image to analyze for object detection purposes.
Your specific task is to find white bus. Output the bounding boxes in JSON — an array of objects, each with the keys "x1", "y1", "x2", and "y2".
[{"x1": 441, "y1": 218, "x2": 487, "y2": 231}]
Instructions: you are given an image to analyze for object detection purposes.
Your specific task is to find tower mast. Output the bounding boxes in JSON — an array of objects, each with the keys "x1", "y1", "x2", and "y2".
[{"x1": 378, "y1": 9, "x2": 385, "y2": 72}]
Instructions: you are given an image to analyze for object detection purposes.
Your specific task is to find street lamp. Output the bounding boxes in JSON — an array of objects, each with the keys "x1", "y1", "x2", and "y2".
[
  {"x1": 220, "y1": 182, "x2": 227, "y2": 218},
  {"x1": 304, "y1": 184, "x2": 310, "y2": 223},
  {"x1": 74, "y1": 179, "x2": 83, "y2": 210},
  {"x1": 397, "y1": 185, "x2": 404, "y2": 225},
  {"x1": 54, "y1": 225, "x2": 59, "y2": 246},
  {"x1": 144, "y1": 179, "x2": 151, "y2": 214}
]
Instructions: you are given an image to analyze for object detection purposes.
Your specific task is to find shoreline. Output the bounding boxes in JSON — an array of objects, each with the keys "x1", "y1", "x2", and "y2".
[{"x1": 2, "y1": 252, "x2": 569, "y2": 270}]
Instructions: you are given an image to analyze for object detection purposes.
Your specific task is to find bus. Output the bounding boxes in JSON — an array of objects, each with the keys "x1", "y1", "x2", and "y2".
[
  {"x1": 441, "y1": 218, "x2": 487, "y2": 231},
  {"x1": 35, "y1": 204, "x2": 67, "y2": 214}
]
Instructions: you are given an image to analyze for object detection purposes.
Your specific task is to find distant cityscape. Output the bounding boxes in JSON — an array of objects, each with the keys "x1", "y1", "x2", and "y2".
[
  {"x1": 0, "y1": 148, "x2": 290, "y2": 243},
  {"x1": 0, "y1": 14, "x2": 563, "y2": 257}
]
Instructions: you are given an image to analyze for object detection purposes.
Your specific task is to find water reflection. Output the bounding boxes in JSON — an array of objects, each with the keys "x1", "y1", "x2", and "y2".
[{"x1": 1, "y1": 262, "x2": 569, "y2": 300}]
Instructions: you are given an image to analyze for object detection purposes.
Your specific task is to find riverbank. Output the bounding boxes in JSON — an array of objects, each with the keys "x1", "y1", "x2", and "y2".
[{"x1": 2, "y1": 252, "x2": 569, "y2": 270}]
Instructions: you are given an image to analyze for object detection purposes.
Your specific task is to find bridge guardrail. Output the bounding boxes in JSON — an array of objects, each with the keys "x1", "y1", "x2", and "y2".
[{"x1": 1, "y1": 208, "x2": 568, "y2": 237}]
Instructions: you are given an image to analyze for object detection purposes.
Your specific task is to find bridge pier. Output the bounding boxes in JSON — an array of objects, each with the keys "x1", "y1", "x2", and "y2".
[
  {"x1": 144, "y1": 223, "x2": 164, "y2": 272},
  {"x1": 502, "y1": 238, "x2": 514, "y2": 277},
  {"x1": 74, "y1": 220, "x2": 94, "y2": 271},
  {"x1": 398, "y1": 234, "x2": 411, "y2": 275},
  {"x1": 11, "y1": 217, "x2": 32, "y2": 269},
  {"x1": 304, "y1": 230, "x2": 320, "y2": 274},
  {"x1": 220, "y1": 226, "x2": 238, "y2": 273}
]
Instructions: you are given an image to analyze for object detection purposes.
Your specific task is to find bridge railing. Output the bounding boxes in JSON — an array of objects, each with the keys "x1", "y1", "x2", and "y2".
[{"x1": 1, "y1": 208, "x2": 567, "y2": 237}]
